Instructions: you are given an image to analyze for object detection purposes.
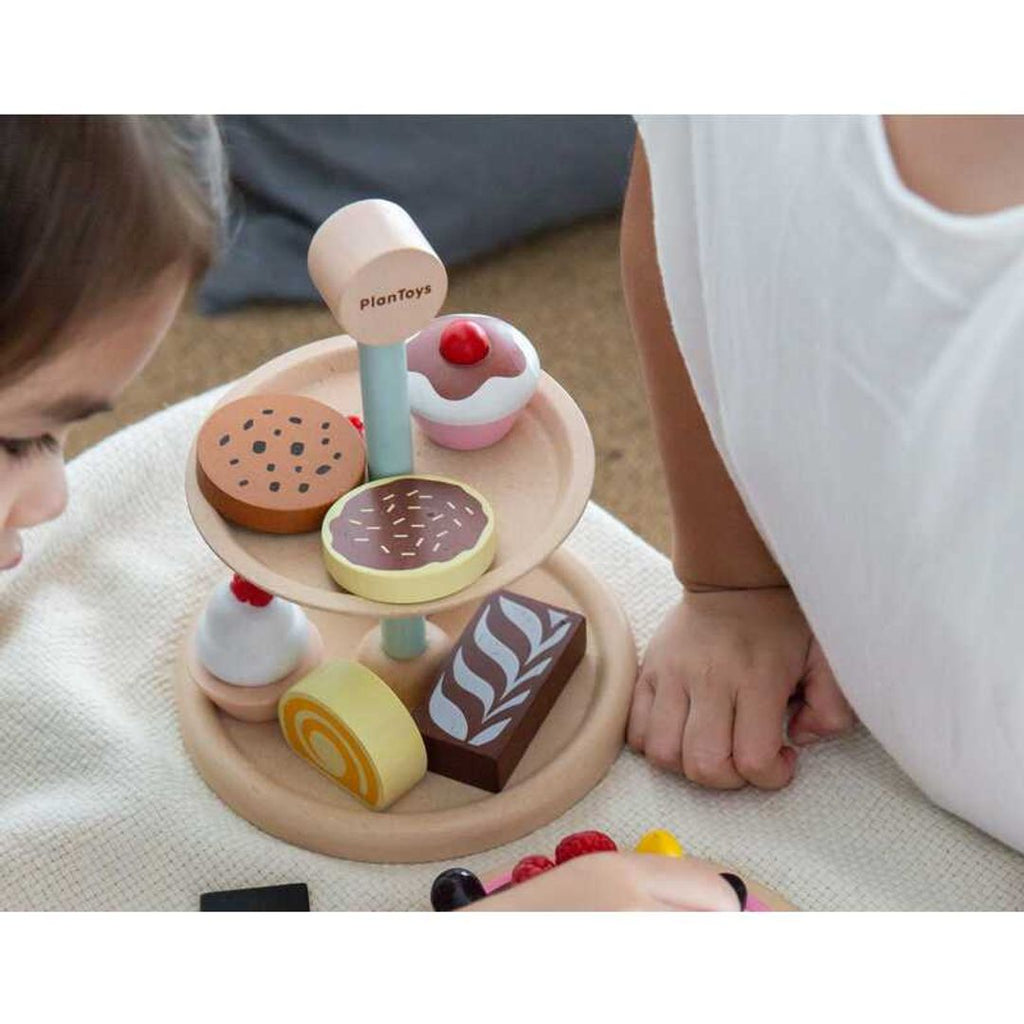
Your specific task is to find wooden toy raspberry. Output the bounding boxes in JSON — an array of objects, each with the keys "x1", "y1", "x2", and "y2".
[
  {"x1": 439, "y1": 319, "x2": 490, "y2": 365},
  {"x1": 554, "y1": 830, "x2": 617, "y2": 864},
  {"x1": 511, "y1": 854, "x2": 556, "y2": 885}
]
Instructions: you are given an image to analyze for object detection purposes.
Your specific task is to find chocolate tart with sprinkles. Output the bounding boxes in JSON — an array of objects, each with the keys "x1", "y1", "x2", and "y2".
[
  {"x1": 197, "y1": 394, "x2": 365, "y2": 534},
  {"x1": 321, "y1": 474, "x2": 496, "y2": 604}
]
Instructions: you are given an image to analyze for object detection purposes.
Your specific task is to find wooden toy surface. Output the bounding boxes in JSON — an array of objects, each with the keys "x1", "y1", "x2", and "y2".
[
  {"x1": 185, "y1": 336, "x2": 595, "y2": 616},
  {"x1": 174, "y1": 547, "x2": 637, "y2": 863}
]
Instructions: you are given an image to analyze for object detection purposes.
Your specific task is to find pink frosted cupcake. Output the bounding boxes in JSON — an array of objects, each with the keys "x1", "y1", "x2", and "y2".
[{"x1": 406, "y1": 314, "x2": 541, "y2": 450}]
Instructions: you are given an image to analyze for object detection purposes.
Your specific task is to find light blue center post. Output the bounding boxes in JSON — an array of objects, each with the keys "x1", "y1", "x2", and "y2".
[{"x1": 357, "y1": 341, "x2": 427, "y2": 661}]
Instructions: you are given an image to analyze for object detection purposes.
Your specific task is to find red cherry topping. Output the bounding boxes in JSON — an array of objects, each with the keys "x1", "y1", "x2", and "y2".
[
  {"x1": 439, "y1": 320, "x2": 490, "y2": 365},
  {"x1": 230, "y1": 574, "x2": 274, "y2": 607},
  {"x1": 347, "y1": 414, "x2": 365, "y2": 435}
]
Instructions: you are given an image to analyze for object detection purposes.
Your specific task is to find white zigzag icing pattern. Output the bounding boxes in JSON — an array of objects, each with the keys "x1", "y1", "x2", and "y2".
[{"x1": 428, "y1": 597, "x2": 573, "y2": 746}]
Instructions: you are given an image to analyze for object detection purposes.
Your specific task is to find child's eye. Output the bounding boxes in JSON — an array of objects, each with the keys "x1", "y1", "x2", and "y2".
[{"x1": 0, "y1": 434, "x2": 61, "y2": 461}]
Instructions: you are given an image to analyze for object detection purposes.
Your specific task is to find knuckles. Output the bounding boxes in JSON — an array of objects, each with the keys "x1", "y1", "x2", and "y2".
[
  {"x1": 683, "y1": 751, "x2": 736, "y2": 787},
  {"x1": 645, "y1": 742, "x2": 683, "y2": 773},
  {"x1": 732, "y1": 749, "x2": 775, "y2": 780},
  {"x1": 733, "y1": 746, "x2": 796, "y2": 790},
  {"x1": 812, "y1": 706, "x2": 856, "y2": 735}
]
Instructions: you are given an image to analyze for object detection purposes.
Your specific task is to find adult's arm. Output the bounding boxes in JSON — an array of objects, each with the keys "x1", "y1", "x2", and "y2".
[{"x1": 620, "y1": 135, "x2": 785, "y2": 591}]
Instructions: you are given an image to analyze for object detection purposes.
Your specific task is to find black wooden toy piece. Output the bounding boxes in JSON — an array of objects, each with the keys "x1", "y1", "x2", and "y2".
[
  {"x1": 719, "y1": 873, "x2": 748, "y2": 911},
  {"x1": 431, "y1": 868, "x2": 486, "y2": 911},
  {"x1": 200, "y1": 882, "x2": 310, "y2": 911}
]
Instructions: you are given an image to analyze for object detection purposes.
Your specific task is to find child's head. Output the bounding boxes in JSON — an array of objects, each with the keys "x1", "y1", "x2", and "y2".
[{"x1": 0, "y1": 116, "x2": 226, "y2": 569}]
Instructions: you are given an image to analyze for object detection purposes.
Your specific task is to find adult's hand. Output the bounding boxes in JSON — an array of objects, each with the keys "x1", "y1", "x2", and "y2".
[{"x1": 464, "y1": 852, "x2": 744, "y2": 911}]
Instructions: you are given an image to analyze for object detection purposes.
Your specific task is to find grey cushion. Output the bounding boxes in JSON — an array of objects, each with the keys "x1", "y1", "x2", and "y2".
[{"x1": 199, "y1": 115, "x2": 634, "y2": 313}]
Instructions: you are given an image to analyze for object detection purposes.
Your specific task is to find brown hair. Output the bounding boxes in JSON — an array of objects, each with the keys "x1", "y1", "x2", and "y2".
[{"x1": 0, "y1": 115, "x2": 226, "y2": 382}]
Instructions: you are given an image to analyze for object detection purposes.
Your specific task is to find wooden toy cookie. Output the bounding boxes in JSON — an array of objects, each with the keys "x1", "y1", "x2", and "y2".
[
  {"x1": 413, "y1": 590, "x2": 586, "y2": 791},
  {"x1": 321, "y1": 474, "x2": 496, "y2": 604},
  {"x1": 197, "y1": 394, "x2": 365, "y2": 534},
  {"x1": 407, "y1": 314, "x2": 541, "y2": 451},
  {"x1": 279, "y1": 660, "x2": 427, "y2": 810}
]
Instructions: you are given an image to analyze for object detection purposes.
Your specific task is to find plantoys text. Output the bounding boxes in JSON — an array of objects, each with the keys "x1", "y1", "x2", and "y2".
[{"x1": 359, "y1": 284, "x2": 433, "y2": 311}]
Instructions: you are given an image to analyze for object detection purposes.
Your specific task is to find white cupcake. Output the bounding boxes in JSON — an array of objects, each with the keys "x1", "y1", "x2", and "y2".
[{"x1": 196, "y1": 575, "x2": 310, "y2": 687}]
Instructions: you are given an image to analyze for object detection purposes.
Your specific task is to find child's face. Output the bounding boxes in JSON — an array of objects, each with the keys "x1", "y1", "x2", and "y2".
[{"x1": 0, "y1": 268, "x2": 189, "y2": 570}]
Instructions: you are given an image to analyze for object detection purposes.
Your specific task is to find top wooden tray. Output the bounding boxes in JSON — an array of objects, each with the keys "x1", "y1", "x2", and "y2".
[{"x1": 186, "y1": 336, "x2": 595, "y2": 617}]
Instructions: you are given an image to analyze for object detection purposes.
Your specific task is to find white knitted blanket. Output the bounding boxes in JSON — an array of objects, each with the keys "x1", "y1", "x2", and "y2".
[{"x1": 1, "y1": 389, "x2": 1022, "y2": 910}]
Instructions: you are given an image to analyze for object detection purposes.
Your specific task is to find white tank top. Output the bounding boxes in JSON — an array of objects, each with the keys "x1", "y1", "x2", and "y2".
[{"x1": 637, "y1": 115, "x2": 1024, "y2": 852}]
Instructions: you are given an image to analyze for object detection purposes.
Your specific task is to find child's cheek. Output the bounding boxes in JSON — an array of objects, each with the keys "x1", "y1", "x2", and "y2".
[{"x1": 7, "y1": 455, "x2": 69, "y2": 530}]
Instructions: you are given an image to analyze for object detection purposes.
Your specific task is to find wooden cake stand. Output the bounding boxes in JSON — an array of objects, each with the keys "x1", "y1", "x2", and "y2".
[{"x1": 174, "y1": 335, "x2": 639, "y2": 863}]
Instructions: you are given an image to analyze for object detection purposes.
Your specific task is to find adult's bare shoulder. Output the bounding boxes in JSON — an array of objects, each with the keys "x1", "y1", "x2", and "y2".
[{"x1": 884, "y1": 115, "x2": 1024, "y2": 215}]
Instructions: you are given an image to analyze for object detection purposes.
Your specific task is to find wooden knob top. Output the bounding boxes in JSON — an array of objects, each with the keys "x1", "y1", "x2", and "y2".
[{"x1": 307, "y1": 199, "x2": 448, "y2": 346}]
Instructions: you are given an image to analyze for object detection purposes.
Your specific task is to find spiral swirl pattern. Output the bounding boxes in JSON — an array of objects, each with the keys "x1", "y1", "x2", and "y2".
[
  {"x1": 278, "y1": 660, "x2": 427, "y2": 810},
  {"x1": 281, "y1": 696, "x2": 382, "y2": 805}
]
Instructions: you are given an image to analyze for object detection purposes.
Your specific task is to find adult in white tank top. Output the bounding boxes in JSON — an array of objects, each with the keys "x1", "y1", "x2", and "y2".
[{"x1": 626, "y1": 115, "x2": 1024, "y2": 853}]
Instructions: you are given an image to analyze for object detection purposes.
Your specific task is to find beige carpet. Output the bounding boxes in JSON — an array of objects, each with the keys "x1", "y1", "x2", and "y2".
[{"x1": 67, "y1": 215, "x2": 672, "y2": 556}]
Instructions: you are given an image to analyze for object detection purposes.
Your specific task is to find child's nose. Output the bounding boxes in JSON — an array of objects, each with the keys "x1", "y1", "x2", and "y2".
[{"x1": 6, "y1": 454, "x2": 68, "y2": 530}]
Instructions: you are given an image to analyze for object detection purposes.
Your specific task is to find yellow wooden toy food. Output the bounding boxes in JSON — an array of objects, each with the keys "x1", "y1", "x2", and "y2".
[
  {"x1": 635, "y1": 829, "x2": 686, "y2": 857},
  {"x1": 321, "y1": 473, "x2": 496, "y2": 604},
  {"x1": 278, "y1": 660, "x2": 427, "y2": 810}
]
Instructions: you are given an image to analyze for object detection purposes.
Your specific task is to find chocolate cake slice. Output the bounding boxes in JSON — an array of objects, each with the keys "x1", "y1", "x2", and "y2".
[{"x1": 413, "y1": 590, "x2": 586, "y2": 791}]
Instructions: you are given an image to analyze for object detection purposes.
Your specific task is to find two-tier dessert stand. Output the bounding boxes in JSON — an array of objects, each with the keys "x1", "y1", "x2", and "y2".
[{"x1": 173, "y1": 200, "x2": 639, "y2": 864}]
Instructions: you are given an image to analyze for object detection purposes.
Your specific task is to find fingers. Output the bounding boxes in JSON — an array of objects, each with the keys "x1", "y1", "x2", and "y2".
[
  {"x1": 471, "y1": 853, "x2": 743, "y2": 911},
  {"x1": 626, "y1": 671, "x2": 656, "y2": 752},
  {"x1": 641, "y1": 672, "x2": 690, "y2": 772},
  {"x1": 623, "y1": 854, "x2": 743, "y2": 911},
  {"x1": 732, "y1": 674, "x2": 797, "y2": 789},
  {"x1": 789, "y1": 643, "x2": 856, "y2": 745},
  {"x1": 681, "y1": 677, "x2": 745, "y2": 788},
  {"x1": 632, "y1": 666, "x2": 747, "y2": 790}
]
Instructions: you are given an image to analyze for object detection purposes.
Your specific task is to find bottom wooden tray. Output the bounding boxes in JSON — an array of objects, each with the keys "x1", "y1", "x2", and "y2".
[{"x1": 174, "y1": 547, "x2": 637, "y2": 863}]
